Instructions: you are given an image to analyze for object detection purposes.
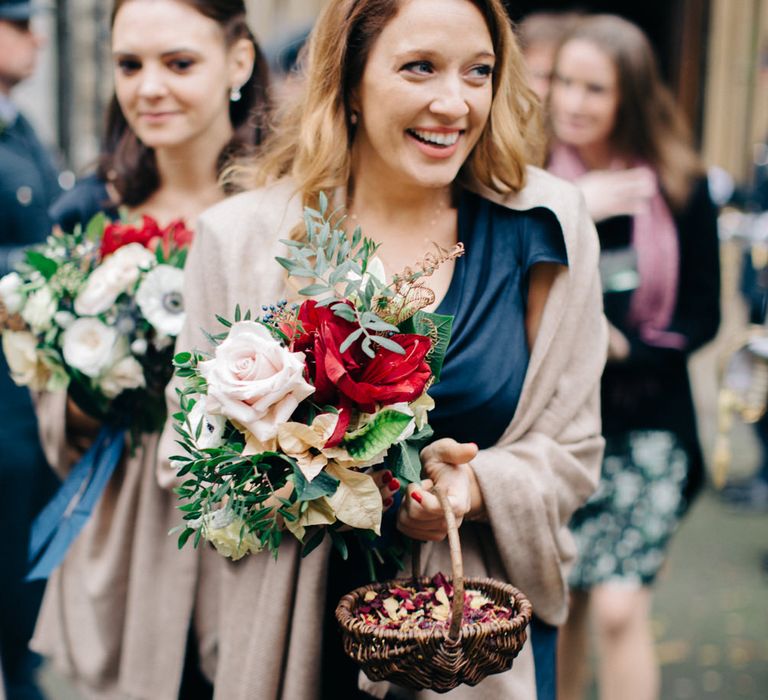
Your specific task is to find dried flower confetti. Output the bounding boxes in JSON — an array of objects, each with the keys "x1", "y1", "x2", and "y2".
[{"x1": 352, "y1": 573, "x2": 515, "y2": 632}]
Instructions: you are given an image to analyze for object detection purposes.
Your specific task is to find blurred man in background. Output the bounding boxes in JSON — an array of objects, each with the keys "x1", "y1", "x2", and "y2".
[{"x1": 0, "y1": 1, "x2": 60, "y2": 698}]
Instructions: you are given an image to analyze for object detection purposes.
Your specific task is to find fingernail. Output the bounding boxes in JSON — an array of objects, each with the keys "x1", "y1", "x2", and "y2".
[
  {"x1": 381, "y1": 470, "x2": 392, "y2": 484},
  {"x1": 410, "y1": 491, "x2": 423, "y2": 504},
  {"x1": 383, "y1": 497, "x2": 393, "y2": 508},
  {"x1": 388, "y1": 478, "x2": 400, "y2": 492}
]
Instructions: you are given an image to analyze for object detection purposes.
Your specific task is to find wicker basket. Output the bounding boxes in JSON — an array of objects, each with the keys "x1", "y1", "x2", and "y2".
[{"x1": 335, "y1": 487, "x2": 533, "y2": 693}]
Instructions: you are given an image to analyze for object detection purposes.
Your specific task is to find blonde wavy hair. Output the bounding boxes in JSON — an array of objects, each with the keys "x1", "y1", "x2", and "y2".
[{"x1": 228, "y1": 0, "x2": 542, "y2": 226}]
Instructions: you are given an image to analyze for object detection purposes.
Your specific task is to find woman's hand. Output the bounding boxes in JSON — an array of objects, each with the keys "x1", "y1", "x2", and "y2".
[
  {"x1": 396, "y1": 439, "x2": 481, "y2": 541},
  {"x1": 576, "y1": 168, "x2": 655, "y2": 223},
  {"x1": 607, "y1": 322, "x2": 631, "y2": 362},
  {"x1": 373, "y1": 469, "x2": 403, "y2": 513}
]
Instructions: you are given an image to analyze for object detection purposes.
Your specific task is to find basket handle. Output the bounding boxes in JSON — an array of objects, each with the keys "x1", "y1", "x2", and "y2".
[{"x1": 410, "y1": 486, "x2": 465, "y2": 642}]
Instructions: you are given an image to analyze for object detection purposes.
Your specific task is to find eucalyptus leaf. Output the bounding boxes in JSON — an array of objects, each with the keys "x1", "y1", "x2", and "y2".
[
  {"x1": 368, "y1": 334, "x2": 406, "y2": 354},
  {"x1": 339, "y1": 327, "x2": 363, "y2": 353},
  {"x1": 299, "y1": 283, "x2": 330, "y2": 297}
]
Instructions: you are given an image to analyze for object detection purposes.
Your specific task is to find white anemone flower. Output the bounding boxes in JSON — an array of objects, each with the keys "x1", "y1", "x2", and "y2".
[
  {"x1": 187, "y1": 397, "x2": 226, "y2": 450},
  {"x1": 136, "y1": 264, "x2": 185, "y2": 338}
]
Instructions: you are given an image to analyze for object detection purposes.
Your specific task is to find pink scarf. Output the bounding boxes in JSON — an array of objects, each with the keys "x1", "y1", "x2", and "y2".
[{"x1": 548, "y1": 144, "x2": 686, "y2": 350}]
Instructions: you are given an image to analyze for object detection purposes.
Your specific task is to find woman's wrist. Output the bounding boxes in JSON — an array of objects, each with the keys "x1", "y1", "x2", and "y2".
[{"x1": 464, "y1": 463, "x2": 487, "y2": 522}]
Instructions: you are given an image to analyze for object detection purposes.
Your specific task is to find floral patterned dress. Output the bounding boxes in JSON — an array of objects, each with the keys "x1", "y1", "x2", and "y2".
[{"x1": 568, "y1": 430, "x2": 688, "y2": 587}]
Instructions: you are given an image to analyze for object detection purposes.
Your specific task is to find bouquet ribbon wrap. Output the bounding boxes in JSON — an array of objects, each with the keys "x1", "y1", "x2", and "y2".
[{"x1": 26, "y1": 425, "x2": 126, "y2": 581}]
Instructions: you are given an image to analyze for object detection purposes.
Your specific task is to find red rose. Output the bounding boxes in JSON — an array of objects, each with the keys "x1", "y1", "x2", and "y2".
[
  {"x1": 99, "y1": 215, "x2": 162, "y2": 257},
  {"x1": 99, "y1": 216, "x2": 193, "y2": 258},
  {"x1": 295, "y1": 300, "x2": 432, "y2": 445},
  {"x1": 158, "y1": 219, "x2": 194, "y2": 255}
]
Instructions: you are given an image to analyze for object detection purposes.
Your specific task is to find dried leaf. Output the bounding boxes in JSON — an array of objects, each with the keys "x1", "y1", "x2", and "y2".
[
  {"x1": 284, "y1": 497, "x2": 337, "y2": 541},
  {"x1": 277, "y1": 413, "x2": 338, "y2": 482},
  {"x1": 325, "y1": 463, "x2": 382, "y2": 535}
]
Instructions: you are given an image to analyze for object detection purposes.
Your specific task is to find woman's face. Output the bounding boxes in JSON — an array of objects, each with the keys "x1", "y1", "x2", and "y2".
[
  {"x1": 549, "y1": 38, "x2": 619, "y2": 154},
  {"x1": 111, "y1": 0, "x2": 245, "y2": 152},
  {"x1": 352, "y1": 0, "x2": 495, "y2": 192}
]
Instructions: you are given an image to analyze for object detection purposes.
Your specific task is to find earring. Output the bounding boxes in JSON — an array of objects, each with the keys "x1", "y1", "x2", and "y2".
[
  {"x1": 230, "y1": 86, "x2": 242, "y2": 102},
  {"x1": 350, "y1": 111, "x2": 359, "y2": 125}
]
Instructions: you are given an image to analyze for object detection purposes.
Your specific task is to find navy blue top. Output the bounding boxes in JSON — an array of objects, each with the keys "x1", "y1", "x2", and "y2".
[
  {"x1": 322, "y1": 191, "x2": 568, "y2": 700},
  {"x1": 428, "y1": 190, "x2": 568, "y2": 449}
]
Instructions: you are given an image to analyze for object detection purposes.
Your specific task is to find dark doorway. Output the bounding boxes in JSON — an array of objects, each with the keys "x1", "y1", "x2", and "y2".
[{"x1": 505, "y1": 0, "x2": 710, "y2": 142}]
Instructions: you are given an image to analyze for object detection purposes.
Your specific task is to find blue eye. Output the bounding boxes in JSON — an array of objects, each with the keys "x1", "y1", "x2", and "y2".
[
  {"x1": 470, "y1": 64, "x2": 493, "y2": 79},
  {"x1": 402, "y1": 60, "x2": 433, "y2": 75}
]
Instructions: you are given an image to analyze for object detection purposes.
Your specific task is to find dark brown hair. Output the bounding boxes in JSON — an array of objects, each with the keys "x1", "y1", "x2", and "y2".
[
  {"x1": 99, "y1": 0, "x2": 270, "y2": 205},
  {"x1": 553, "y1": 14, "x2": 703, "y2": 210}
]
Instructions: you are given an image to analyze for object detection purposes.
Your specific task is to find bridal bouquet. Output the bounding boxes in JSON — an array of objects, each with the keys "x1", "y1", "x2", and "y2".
[
  {"x1": 0, "y1": 212, "x2": 194, "y2": 580},
  {"x1": 0, "y1": 212, "x2": 193, "y2": 434},
  {"x1": 172, "y1": 194, "x2": 462, "y2": 563}
]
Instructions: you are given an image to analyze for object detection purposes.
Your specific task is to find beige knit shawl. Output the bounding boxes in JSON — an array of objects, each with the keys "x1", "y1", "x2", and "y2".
[{"x1": 157, "y1": 166, "x2": 607, "y2": 700}]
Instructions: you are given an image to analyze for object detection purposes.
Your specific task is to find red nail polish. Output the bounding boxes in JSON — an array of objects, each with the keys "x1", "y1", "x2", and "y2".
[
  {"x1": 382, "y1": 470, "x2": 392, "y2": 484},
  {"x1": 383, "y1": 497, "x2": 393, "y2": 508},
  {"x1": 410, "y1": 491, "x2": 423, "y2": 504},
  {"x1": 388, "y1": 478, "x2": 400, "y2": 492}
]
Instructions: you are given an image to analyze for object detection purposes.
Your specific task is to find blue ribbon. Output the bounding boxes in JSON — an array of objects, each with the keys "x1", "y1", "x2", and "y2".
[{"x1": 26, "y1": 425, "x2": 126, "y2": 581}]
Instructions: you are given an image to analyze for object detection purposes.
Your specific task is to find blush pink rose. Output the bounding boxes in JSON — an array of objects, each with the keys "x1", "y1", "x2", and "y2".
[{"x1": 199, "y1": 321, "x2": 315, "y2": 442}]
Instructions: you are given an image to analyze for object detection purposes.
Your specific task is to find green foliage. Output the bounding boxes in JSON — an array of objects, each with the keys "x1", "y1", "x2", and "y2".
[
  {"x1": 24, "y1": 250, "x2": 59, "y2": 280},
  {"x1": 342, "y1": 409, "x2": 412, "y2": 460},
  {"x1": 400, "y1": 311, "x2": 454, "y2": 382},
  {"x1": 387, "y1": 424, "x2": 433, "y2": 485},
  {"x1": 292, "y1": 465, "x2": 340, "y2": 501},
  {"x1": 276, "y1": 197, "x2": 404, "y2": 358}
]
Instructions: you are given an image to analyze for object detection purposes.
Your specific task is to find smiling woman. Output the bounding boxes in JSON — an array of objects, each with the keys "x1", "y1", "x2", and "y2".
[
  {"x1": 156, "y1": 0, "x2": 607, "y2": 698},
  {"x1": 29, "y1": 2, "x2": 271, "y2": 700}
]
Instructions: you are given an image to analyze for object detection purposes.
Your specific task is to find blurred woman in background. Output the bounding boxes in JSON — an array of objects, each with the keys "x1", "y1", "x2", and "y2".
[
  {"x1": 546, "y1": 14, "x2": 720, "y2": 700},
  {"x1": 31, "y1": 1, "x2": 269, "y2": 698}
]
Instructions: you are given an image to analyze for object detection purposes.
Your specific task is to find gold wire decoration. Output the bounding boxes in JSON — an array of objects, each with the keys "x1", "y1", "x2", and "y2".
[{"x1": 377, "y1": 242, "x2": 465, "y2": 325}]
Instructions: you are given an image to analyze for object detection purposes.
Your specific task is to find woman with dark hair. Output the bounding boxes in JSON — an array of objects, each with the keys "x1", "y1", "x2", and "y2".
[
  {"x1": 546, "y1": 15, "x2": 720, "y2": 700},
  {"x1": 158, "y1": 0, "x2": 606, "y2": 698},
  {"x1": 31, "y1": 2, "x2": 269, "y2": 699}
]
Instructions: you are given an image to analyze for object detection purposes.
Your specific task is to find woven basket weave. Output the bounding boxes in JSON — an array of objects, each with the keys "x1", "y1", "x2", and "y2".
[{"x1": 335, "y1": 487, "x2": 533, "y2": 693}]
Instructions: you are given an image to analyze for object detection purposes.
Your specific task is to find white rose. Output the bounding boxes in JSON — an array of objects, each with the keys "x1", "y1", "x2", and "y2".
[
  {"x1": 199, "y1": 320, "x2": 315, "y2": 442},
  {"x1": 201, "y1": 509, "x2": 262, "y2": 561},
  {"x1": 99, "y1": 355, "x2": 146, "y2": 399},
  {"x1": 53, "y1": 310, "x2": 76, "y2": 329},
  {"x1": 1, "y1": 330, "x2": 50, "y2": 390},
  {"x1": 0, "y1": 272, "x2": 24, "y2": 314},
  {"x1": 130, "y1": 337, "x2": 148, "y2": 355},
  {"x1": 74, "y1": 243, "x2": 155, "y2": 316},
  {"x1": 21, "y1": 287, "x2": 57, "y2": 333},
  {"x1": 187, "y1": 397, "x2": 227, "y2": 449},
  {"x1": 62, "y1": 317, "x2": 120, "y2": 378}
]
